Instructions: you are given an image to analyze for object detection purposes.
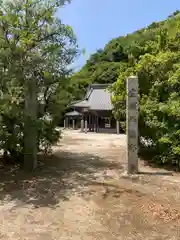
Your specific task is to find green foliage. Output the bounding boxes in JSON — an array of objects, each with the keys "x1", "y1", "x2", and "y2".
[
  {"x1": 0, "y1": 0, "x2": 78, "y2": 164},
  {"x1": 111, "y1": 13, "x2": 180, "y2": 168},
  {"x1": 75, "y1": 11, "x2": 180, "y2": 168}
]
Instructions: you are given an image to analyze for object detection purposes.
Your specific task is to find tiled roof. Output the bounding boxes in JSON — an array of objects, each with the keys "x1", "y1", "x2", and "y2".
[
  {"x1": 72, "y1": 99, "x2": 89, "y2": 108},
  {"x1": 72, "y1": 84, "x2": 113, "y2": 111}
]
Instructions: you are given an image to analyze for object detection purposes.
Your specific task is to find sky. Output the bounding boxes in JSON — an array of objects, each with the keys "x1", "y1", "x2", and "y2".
[{"x1": 59, "y1": 0, "x2": 180, "y2": 71}]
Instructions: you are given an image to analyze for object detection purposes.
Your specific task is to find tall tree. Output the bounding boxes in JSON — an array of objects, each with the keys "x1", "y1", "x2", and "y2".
[{"x1": 0, "y1": 0, "x2": 78, "y2": 170}]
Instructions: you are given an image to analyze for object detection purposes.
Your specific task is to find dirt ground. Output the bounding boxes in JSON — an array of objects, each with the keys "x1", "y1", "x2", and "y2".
[{"x1": 1, "y1": 130, "x2": 180, "y2": 239}]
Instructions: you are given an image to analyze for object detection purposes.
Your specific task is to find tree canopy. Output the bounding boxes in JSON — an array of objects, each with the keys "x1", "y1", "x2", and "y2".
[{"x1": 0, "y1": 0, "x2": 79, "y2": 169}]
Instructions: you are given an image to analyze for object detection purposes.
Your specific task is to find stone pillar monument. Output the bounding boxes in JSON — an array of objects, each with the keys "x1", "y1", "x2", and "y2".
[{"x1": 126, "y1": 76, "x2": 138, "y2": 174}]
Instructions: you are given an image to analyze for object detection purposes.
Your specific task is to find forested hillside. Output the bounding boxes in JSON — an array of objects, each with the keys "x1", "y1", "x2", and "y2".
[{"x1": 73, "y1": 11, "x2": 180, "y2": 168}]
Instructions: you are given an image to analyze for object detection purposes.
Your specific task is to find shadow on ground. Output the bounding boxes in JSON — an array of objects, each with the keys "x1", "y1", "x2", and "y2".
[
  {"x1": 0, "y1": 150, "x2": 123, "y2": 208},
  {"x1": 139, "y1": 147, "x2": 178, "y2": 173},
  {"x1": 138, "y1": 171, "x2": 173, "y2": 176}
]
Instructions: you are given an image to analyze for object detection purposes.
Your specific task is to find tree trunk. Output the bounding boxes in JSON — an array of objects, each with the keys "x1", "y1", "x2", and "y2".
[{"x1": 24, "y1": 78, "x2": 38, "y2": 171}]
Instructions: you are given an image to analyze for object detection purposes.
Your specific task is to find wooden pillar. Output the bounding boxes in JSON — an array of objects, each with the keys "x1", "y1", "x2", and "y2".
[
  {"x1": 93, "y1": 115, "x2": 96, "y2": 132},
  {"x1": 89, "y1": 114, "x2": 91, "y2": 131},
  {"x1": 126, "y1": 76, "x2": 138, "y2": 174},
  {"x1": 72, "y1": 119, "x2": 75, "y2": 129},
  {"x1": 81, "y1": 119, "x2": 84, "y2": 132},
  {"x1": 85, "y1": 119, "x2": 88, "y2": 134},
  {"x1": 64, "y1": 119, "x2": 66, "y2": 128},
  {"x1": 96, "y1": 115, "x2": 98, "y2": 132},
  {"x1": 116, "y1": 121, "x2": 120, "y2": 135}
]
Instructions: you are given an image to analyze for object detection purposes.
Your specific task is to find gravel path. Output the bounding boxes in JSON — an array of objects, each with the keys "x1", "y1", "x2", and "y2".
[{"x1": 1, "y1": 129, "x2": 180, "y2": 239}]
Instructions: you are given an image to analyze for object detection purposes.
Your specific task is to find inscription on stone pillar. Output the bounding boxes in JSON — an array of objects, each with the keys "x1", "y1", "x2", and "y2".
[{"x1": 126, "y1": 76, "x2": 138, "y2": 174}]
